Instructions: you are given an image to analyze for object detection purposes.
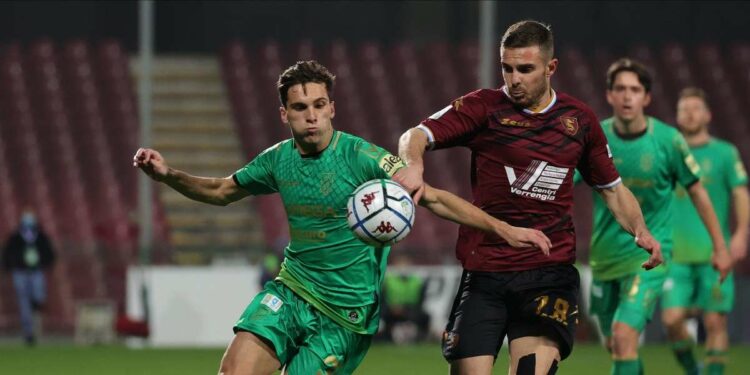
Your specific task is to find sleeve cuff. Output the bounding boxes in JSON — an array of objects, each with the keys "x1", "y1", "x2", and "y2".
[
  {"x1": 416, "y1": 124, "x2": 435, "y2": 151},
  {"x1": 593, "y1": 177, "x2": 622, "y2": 189}
]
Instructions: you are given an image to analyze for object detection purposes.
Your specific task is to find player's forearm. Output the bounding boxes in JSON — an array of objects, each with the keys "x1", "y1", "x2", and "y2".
[
  {"x1": 162, "y1": 168, "x2": 233, "y2": 206},
  {"x1": 398, "y1": 128, "x2": 429, "y2": 168},
  {"x1": 688, "y1": 182, "x2": 728, "y2": 253},
  {"x1": 598, "y1": 184, "x2": 649, "y2": 238},
  {"x1": 420, "y1": 186, "x2": 499, "y2": 233},
  {"x1": 732, "y1": 186, "x2": 750, "y2": 239}
]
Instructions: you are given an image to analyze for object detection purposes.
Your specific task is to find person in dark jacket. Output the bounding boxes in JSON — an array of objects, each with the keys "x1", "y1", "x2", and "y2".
[{"x1": 2, "y1": 210, "x2": 55, "y2": 345}]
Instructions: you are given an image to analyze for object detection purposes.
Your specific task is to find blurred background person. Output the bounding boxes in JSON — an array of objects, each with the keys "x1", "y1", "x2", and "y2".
[
  {"x1": 2, "y1": 209, "x2": 56, "y2": 346},
  {"x1": 381, "y1": 255, "x2": 430, "y2": 344}
]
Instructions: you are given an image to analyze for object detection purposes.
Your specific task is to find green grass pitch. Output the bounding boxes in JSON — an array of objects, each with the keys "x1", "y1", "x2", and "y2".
[{"x1": 0, "y1": 343, "x2": 748, "y2": 374}]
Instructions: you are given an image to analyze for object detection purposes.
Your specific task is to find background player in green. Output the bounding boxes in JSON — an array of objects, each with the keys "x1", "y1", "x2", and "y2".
[
  {"x1": 584, "y1": 59, "x2": 733, "y2": 375},
  {"x1": 133, "y1": 60, "x2": 552, "y2": 375},
  {"x1": 660, "y1": 87, "x2": 749, "y2": 375}
]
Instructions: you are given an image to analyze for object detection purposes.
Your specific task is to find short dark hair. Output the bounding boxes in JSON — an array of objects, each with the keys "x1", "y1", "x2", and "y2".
[
  {"x1": 678, "y1": 87, "x2": 710, "y2": 110},
  {"x1": 606, "y1": 58, "x2": 653, "y2": 93},
  {"x1": 501, "y1": 20, "x2": 554, "y2": 59},
  {"x1": 277, "y1": 60, "x2": 335, "y2": 107}
]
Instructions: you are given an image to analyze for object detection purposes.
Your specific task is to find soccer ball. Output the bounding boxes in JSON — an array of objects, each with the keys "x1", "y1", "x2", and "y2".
[{"x1": 347, "y1": 179, "x2": 415, "y2": 246}]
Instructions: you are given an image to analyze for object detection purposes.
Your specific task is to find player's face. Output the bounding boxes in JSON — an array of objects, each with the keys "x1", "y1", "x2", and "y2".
[
  {"x1": 280, "y1": 82, "x2": 335, "y2": 149},
  {"x1": 606, "y1": 71, "x2": 651, "y2": 122},
  {"x1": 676, "y1": 96, "x2": 711, "y2": 135},
  {"x1": 500, "y1": 46, "x2": 557, "y2": 108}
]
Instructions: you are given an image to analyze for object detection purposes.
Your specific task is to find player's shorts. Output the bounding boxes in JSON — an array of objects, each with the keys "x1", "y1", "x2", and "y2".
[
  {"x1": 661, "y1": 262, "x2": 734, "y2": 313},
  {"x1": 442, "y1": 264, "x2": 580, "y2": 362},
  {"x1": 234, "y1": 281, "x2": 372, "y2": 374},
  {"x1": 589, "y1": 267, "x2": 665, "y2": 338}
]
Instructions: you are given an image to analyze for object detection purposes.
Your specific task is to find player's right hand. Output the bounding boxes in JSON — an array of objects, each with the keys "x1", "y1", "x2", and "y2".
[
  {"x1": 636, "y1": 233, "x2": 663, "y2": 270},
  {"x1": 712, "y1": 248, "x2": 733, "y2": 283},
  {"x1": 133, "y1": 148, "x2": 169, "y2": 182},
  {"x1": 502, "y1": 226, "x2": 552, "y2": 256},
  {"x1": 393, "y1": 165, "x2": 425, "y2": 203}
]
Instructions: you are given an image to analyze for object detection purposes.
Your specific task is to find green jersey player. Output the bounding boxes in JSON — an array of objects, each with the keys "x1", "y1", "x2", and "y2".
[
  {"x1": 133, "y1": 61, "x2": 551, "y2": 375},
  {"x1": 585, "y1": 59, "x2": 732, "y2": 375},
  {"x1": 660, "y1": 87, "x2": 749, "y2": 375}
]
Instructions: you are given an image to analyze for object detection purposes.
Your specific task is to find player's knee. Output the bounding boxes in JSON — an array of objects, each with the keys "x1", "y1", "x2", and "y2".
[
  {"x1": 703, "y1": 313, "x2": 726, "y2": 333},
  {"x1": 661, "y1": 309, "x2": 684, "y2": 328},
  {"x1": 516, "y1": 353, "x2": 559, "y2": 375}
]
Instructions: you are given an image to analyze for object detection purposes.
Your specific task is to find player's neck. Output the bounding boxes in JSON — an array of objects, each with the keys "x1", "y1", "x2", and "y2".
[
  {"x1": 295, "y1": 128, "x2": 334, "y2": 156},
  {"x1": 527, "y1": 88, "x2": 554, "y2": 113},
  {"x1": 683, "y1": 129, "x2": 710, "y2": 147},
  {"x1": 613, "y1": 114, "x2": 648, "y2": 136}
]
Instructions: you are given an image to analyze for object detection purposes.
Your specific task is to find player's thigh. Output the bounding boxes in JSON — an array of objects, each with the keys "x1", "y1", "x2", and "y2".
[
  {"x1": 696, "y1": 264, "x2": 734, "y2": 313},
  {"x1": 443, "y1": 270, "x2": 509, "y2": 362},
  {"x1": 233, "y1": 281, "x2": 310, "y2": 366},
  {"x1": 285, "y1": 314, "x2": 372, "y2": 375},
  {"x1": 219, "y1": 331, "x2": 280, "y2": 375},
  {"x1": 588, "y1": 277, "x2": 619, "y2": 338},
  {"x1": 612, "y1": 270, "x2": 665, "y2": 333},
  {"x1": 508, "y1": 336, "x2": 560, "y2": 375},
  {"x1": 508, "y1": 264, "x2": 579, "y2": 361},
  {"x1": 661, "y1": 262, "x2": 697, "y2": 311}
]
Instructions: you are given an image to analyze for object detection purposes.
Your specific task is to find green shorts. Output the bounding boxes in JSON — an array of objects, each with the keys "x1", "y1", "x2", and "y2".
[
  {"x1": 589, "y1": 268, "x2": 666, "y2": 337},
  {"x1": 234, "y1": 281, "x2": 372, "y2": 374},
  {"x1": 661, "y1": 262, "x2": 734, "y2": 313}
]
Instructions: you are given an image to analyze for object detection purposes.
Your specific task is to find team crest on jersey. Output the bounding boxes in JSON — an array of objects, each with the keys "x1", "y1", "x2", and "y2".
[
  {"x1": 504, "y1": 160, "x2": 569, "y2": 201},
  {"x1": 560, "y1": 116, "x2": 579, "y2": 135}
]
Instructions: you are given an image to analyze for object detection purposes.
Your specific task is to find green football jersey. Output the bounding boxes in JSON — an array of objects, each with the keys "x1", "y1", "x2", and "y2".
[
  {"x1": 673, "y1": 138, "x2": 748, "y2": 263},
  {"x1": 233, "y1": 130, "x2": 406, "y2": 334},
  {"x1": 589, "y1": 117, "x2": 701, "y2": 280}
]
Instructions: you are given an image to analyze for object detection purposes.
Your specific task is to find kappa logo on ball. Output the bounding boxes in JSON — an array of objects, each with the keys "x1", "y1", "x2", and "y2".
[{"x1": 360, "y1": 191, "x2": 378, "y2": 212}]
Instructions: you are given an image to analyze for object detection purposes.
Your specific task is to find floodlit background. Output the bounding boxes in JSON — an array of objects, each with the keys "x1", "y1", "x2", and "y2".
[{"x1": 1, "y1": 1, "x2": 750, "y2": 373}]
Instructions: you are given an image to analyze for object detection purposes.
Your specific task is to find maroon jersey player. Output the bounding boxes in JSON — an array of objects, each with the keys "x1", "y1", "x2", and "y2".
[{"x1": 394, "y1": 20, "x2": 663, "y2": 375}]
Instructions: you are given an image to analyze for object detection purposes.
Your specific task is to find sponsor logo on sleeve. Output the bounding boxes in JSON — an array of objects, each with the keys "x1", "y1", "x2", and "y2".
[
  {"x1": 261, "y1": 294, "x2": 283, "y2": 313},
  {"x1": 379, "y1": 154, "x2": 406, "y2": 176}
]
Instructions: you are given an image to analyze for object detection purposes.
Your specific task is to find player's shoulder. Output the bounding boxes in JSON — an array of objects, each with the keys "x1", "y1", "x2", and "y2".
[
  {"x1": 454, "y1": 88, "x2": 504, "y2": 107},
  {"x1": 649, "y1": 117, "x2": 681, "y2": 138},
  {"x1": 334, "y1": 131, "x2": 386, "y2": 156},
  {"x1": 707, "y1": 137, "x2": 738, "y2": 152},
  {"x1": 554, "y1": 91, "x2": 599, "y2": 120},
  {"x1": 256, "y1": 139, "x2": 291, "y2": 159}
]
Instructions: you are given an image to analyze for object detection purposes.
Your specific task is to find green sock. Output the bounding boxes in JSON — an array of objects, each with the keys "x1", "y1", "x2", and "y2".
[
  {"x1": 671, "y1": 340, "x2": 698, "y2": 374},
  {"x1": 612, "y1": 359, "x2": 640, "y2": 375},
  {"x1": 705, "y1": 350, "x2": 727, "y2": 375}
]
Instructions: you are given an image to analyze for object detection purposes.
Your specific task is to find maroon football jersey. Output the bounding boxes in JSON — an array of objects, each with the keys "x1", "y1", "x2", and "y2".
[{"x1": 419, "y1": 87, "x2": 620, "y2": 272}]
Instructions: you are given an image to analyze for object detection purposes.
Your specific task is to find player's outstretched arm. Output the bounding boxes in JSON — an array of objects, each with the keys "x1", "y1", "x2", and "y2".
[
  {"x1": 596, "y1": 183, "x2": 663, "y2": 270},
  {"x1": 393, "y1": 128, "x2": 429, "y2": 203},
  {"x1": 730, "y1": 185, "x2": 749, "y2": 261},
  {"x1": 687, "y1": 182, "x2": 732, "y2": 281},
  {"x1": 419, "y1": 184, "x2": 551, "y2": 254},
  {"x1": 132, "y1": 147, "x2": 249, "y2": 206}
]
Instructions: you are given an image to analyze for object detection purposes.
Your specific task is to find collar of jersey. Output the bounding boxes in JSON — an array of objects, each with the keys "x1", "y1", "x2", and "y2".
[
  {"x1": 501, "y1": 86, "x2": 557, "y2": 114},
  {"x1": 296, "y1": 130, "x2": 338, "y2": 158}
]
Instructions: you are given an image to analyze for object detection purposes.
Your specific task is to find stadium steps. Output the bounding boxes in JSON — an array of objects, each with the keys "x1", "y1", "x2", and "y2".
[{"x1": 136, "y1": 56, "x2": 265, "y2": 264}]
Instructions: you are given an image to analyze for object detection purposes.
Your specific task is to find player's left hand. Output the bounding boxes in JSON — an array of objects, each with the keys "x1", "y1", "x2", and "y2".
[
  {"x1": 729, "y1": 233, "x2": 748, "y2": 261},
  {"x1": 635, "y1": 233, "x2": 663, "y2": 270},
  {"x1": 500, "y1": 226, "x2": 552, "y2": 256},
  {"x1": 712, "y1": 248, "x2": 733, "y2": 283}
]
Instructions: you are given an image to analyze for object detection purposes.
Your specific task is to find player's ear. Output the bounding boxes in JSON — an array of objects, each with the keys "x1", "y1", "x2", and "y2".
[
  {"x1": 546, "y1": 58, "x2": 558, "y2": 78},
  {"x1": 279, "y1": 106, "x2": 289, "y2": 125},
  {"x1": 643, "y1": 92, "x2": 652, "y2": 107},
  {"x1": 605, "y1": 90, "x2": 614, "y2": 106},
  {"x1": 330, "y1": 100, "x2": 335, "y2": 119}
]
